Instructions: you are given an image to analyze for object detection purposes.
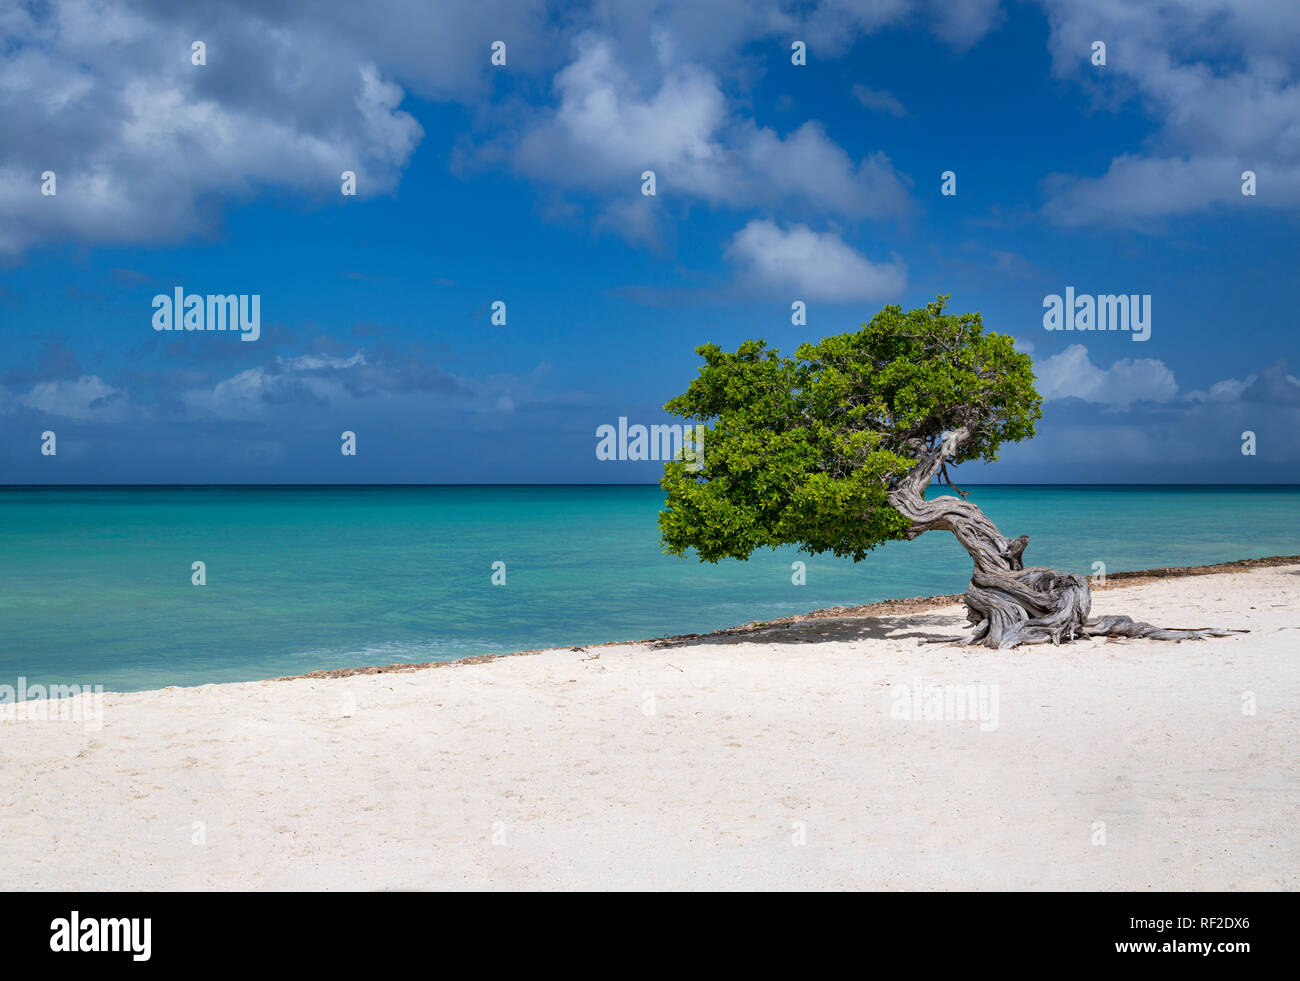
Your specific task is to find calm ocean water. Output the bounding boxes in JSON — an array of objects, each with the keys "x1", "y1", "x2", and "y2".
[{"x1": 0, "y1": 485, "x2": 1296, "y2": 693}]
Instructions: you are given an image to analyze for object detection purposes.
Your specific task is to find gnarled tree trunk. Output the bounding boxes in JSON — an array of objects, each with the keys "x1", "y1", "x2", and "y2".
[{"x1": 888, "y1": 427, "x2": 1242, "y2": 648}]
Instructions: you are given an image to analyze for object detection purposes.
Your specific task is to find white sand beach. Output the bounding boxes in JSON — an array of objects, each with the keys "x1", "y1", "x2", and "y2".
[{"x1": 1, "y1": 564, "x2": 1296, "y2": 891}]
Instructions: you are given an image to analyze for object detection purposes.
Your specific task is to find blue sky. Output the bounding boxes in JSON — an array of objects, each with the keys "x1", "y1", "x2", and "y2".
[{"x1": 1, "y1": 0, "x2": 1298, "y2": 483}]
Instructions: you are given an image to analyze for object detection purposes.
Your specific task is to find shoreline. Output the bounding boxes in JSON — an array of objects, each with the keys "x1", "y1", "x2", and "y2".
[
  {"x1": 5, "y1": 561, "x2": 1295, "y2": 890},
  {"x1": 275, "y1": 552, "x2": 1300, "y2": 685},
  {"x1": 7, "y1": 553, "x2": 1293, "y2": 701}
]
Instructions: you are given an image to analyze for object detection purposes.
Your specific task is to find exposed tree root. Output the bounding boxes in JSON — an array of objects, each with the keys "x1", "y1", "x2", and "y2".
[
  {"x1": 963, "y1": 566, "x2": 1246, "y2": 649},
  {"x1": 888, "y1": 427, "x2": 1247, "y2": 649}
]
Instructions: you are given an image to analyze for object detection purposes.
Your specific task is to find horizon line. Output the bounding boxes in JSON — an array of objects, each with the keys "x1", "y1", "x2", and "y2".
[{"x1": 1, "y1": 482, "x2": 1298, "y2": 490}]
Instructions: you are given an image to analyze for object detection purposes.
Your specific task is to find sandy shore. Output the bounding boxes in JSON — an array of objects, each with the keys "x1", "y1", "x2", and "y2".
[{"x1": 2, "y1": 563, "x2": 1296, "y2": 891}]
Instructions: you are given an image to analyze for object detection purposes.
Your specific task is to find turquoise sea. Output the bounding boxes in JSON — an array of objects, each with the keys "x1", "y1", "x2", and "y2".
[{"x1": 1, "y1": 485, "x2": 1296, "y2": 693}]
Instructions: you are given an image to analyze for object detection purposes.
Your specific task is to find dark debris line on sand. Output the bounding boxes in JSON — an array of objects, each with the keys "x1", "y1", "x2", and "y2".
[{"x1": 274, "y1": 554, "x2": 1299, "y2": 683}]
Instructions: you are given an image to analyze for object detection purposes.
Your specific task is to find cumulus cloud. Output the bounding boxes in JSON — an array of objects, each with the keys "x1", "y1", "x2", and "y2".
[
  {"x1": 1187, "y1": 374, "x2": 1258, "y2": 404},
  {"x1": 1038, "y1": 348, "x2": 1298, "y2": 412},
  {"x1": 725, "y1": 219, "x2": 906, "y2": 302},
  {"x1": 181, "y1": 353, "x2": 361, "y2": 420},
  {"x1": 0, "y1": 3, "x2": 430, "y2": 255},
  {"x1": 1187, "y1": 361, "x2": 1300, "y2": 406},
  {"x1": 178, "y1": 349, "x2": 476, "y2": 420},
  {"x1": 1035, "y1": 344, "x2": 1178, "y2": 407},
  {"x1": 513, "y1": 34, "x2": 913, "y2": 226},
  {"x1": 18, "y1": 0, "x2": 1292, "y2": 251},
  {"x1": 18, "y1": 374, "x2": 128, "y2": 420},
  {"x1": 5, "y1": 1, "x2": 626, "y2": 255},
  {"x1": 994, "y1": 354, "x2": 1300, "y2": 477},
  {"x1": 0, "y1": 0, "x2": 1011, "y2": 259},
  {"x1": 1039, "y1": 0, "x2": 1300, "y2": 224}
]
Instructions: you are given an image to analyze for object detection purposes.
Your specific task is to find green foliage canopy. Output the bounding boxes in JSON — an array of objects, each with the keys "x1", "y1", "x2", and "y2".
[{"x1": 659, "y1": 297, "x2": 1042, "y2": 562}]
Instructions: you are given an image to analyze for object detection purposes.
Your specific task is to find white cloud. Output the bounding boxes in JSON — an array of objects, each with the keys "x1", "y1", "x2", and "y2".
[
  {"x1": 1185, "y1": 362, "x2": 1300, "y2": 405},
  {"x1": 1035, "y1": 344, "x2": 1178, "y2": 407},
  {"x1": 2, "y1": 1, "x2": 1004, "y2": 256},
  {"x1": 1039, "y1": 0, "x2": 1300, "y2": 224},
  {"x1": 851, "y1": 84, "x2": 909, "y2": 117},
  {"x1": 995, "y1": 355, "x2": 1300, "y2": 475},
  {"x1": 0, "y1": 2, "x2": 431, "y2": 254},
  {"x1": 725, "y1": 219, "x2": 906, "y2": 302},
  {"x1": 181, "y1": 353, "x2": 369, "y2": 420},
  {"x1": 513, "y1": 34, "x2": 913, "y2": 224},
  {"x1": 177, "y1": 348, "x2": 545, "y2": 422},
  {"x1": 19, "y1": 375, "x2": 127, "y2": 420},
  {"x1": 31, "y1": 0, "x2": 1296, "y2": 255},
  {"x1": 1187, "y1": 374, "x2": 1258, "y2": 403},
  {"x1": 929, "y1": 0, "x2": 1004, "y2": 49},
  {"x1": 1041, "y1": 154, "x2": 1294, "y2": 226},
  {"x1": 556, "y1": 0, "x2": 983, "y2": 69}
]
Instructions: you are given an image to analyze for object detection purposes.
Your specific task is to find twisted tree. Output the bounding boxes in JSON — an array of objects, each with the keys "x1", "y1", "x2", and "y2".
[{"x1": 659, "y1": 297, "x2": 1239, "y2": 648}]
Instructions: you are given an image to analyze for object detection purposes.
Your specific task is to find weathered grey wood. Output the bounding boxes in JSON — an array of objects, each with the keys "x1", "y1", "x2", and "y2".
[{"x1": 888, "y1": 427, "x2": 1245, "y2": 648}]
